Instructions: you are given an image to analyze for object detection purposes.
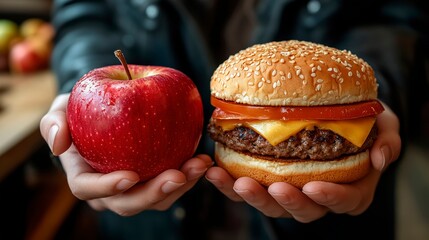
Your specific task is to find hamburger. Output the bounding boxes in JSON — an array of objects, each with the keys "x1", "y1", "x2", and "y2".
[{"x1": 207, "y1": 40, "x2": 384, "y2": 188}]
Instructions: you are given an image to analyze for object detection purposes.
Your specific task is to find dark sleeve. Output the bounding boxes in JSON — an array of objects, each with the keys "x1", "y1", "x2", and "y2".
[
  {"x1": 51, "y1": 0, "x2": 127, "y2": 93},
  {"x1": 337, "y1": 1, "x2": 429, "y2": 142}
]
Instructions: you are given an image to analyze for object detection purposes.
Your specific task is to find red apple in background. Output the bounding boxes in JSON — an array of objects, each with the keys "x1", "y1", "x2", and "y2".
[
  {"x1": 66, "y1": 50, "x2": 204, "y2": 181},
  {"x1": 9, "y1": 37, "x2": 51, "y2": 73}
]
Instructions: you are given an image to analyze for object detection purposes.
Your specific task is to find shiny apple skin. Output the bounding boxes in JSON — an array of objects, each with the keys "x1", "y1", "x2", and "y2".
[{"x1": 67, "y1": 65, "x2": 204, "y2": 182}]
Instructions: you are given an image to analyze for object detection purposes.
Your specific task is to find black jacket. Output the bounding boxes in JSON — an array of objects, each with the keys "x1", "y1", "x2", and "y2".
[{"x1": 51, "y1": 0, "x2": 428, "y2": 239}]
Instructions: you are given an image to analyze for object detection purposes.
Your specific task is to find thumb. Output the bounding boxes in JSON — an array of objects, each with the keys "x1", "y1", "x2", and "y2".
[
  {"x1": 39, "y1": 94, "x2": 72, "y2": 155},
  {"x1": 371, "y1": 103, "x2": 401, "y2": 171}
]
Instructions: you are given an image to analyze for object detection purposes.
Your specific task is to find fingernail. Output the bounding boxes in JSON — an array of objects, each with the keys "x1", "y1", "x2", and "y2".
[
  {"x1": 116, "y1": 179, "x2": 137, "y2": 191},
  {"x1": 48, "y1": 125, "x2": 59, "y2": 154},
  {"x1": 234, "y1": 188, "x2": 254, "y2": 201},
  {"x1": 187, "y1": 168, "x2": 207, "y2": 181},
  {"x1": 161, "y1": 181, "x2": 185, "y2": 194},
  {"x1": 378, "y1": 145, "x2": 391, "y2": 171},
  {"x1": 205, "y1": 176, "x2": 223, "y2": 188},
  {"x1": 303, "y1": 189, "x2": 328, "y2": 204},
  {"x1": 269, "y1": 191, "x2": 291, "y2": 205}
]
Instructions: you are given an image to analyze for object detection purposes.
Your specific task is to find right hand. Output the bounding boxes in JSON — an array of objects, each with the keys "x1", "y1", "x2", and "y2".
[{"x1": 40, "y1": 93, "x2": 213, "y2": 216}]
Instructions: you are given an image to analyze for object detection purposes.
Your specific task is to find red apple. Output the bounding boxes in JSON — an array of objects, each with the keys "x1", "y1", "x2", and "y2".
[
  {"x1": 9, "y1": 38, "x2": 51, "y2": 74},
  {"x1": 66, "y1": 58, "x2": 204, "y2": 181}
]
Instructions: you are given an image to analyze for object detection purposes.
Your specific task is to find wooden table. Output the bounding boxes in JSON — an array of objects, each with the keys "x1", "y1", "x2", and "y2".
[
  {"x1": 0, "y1": 71, "x2": 78, "y2": 240},
  {"x1": 0, "y1": 71, "x2": 57, "y2": 181}
]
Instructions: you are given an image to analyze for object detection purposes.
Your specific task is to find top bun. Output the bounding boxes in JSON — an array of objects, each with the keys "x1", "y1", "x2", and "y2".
[{"x1": 211, "y1": 40, "x2": 378, "y2": 106}]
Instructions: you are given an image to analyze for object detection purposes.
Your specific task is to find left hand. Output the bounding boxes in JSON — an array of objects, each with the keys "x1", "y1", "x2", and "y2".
[{"x1": 205, "y1": 103, "x2": 401, "y2": 223}]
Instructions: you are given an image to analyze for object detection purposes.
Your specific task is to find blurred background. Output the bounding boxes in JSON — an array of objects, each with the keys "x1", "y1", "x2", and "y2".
[{"x1": 0, "y1": 0, "x2": 428, "y2": 239}]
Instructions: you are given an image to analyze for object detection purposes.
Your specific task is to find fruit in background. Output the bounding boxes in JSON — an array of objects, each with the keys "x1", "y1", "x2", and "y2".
[
  {"x1": 19, "y1": 18, "x2": 44, "y2": 38},
  {"x1": 20, "y1": 18, "x2": 54, "y2": 42},
  {"x1": 8, "y1": 18, "x2": 54, "y2": 74},
  {"x1": 0, "y1": 19, "x2": 19, "y2": 54},
  {"x1": 66, "y1": 50, "x2": 204, "y2": 181},
  {"x1": 34, "y1": 22, "x2": 55, "y2": 42},
  {"x1": 8, "y1": 37, "x2": 52, "y2": 74}
]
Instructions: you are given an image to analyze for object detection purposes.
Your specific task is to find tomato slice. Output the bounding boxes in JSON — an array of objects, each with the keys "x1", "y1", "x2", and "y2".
[{"x1": 211, "y1": 96, "x2": 384, "y2": 120}]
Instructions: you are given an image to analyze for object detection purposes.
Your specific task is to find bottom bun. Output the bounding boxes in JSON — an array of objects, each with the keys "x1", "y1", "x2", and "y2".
[{"x1": 214, "y1": 142, "x2": 371, "y2": 188}]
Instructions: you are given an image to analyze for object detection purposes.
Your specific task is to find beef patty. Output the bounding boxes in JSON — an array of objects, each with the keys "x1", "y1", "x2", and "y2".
[{"x1": 207, "y1": 120, "x2": 377, "y2": 161}]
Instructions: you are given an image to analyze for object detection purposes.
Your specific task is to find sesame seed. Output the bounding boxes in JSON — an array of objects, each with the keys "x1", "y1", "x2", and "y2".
[
  {"x1": 348, "y1": 71, "x2": 353, "y2": 77},
  {"x1": 315, "y1": 84, "x2": 322, "y2": 91},
  {"x1": 272, "y1": 70, "x2": 277, "y2": 76},
  {"x1": 299, "y1": 74, "x2": 305, "y2": 79}
]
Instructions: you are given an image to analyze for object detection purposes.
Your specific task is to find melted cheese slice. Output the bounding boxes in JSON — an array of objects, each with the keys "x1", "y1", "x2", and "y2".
[{"x1": 215, "y1": 117, "x2": 376, "y2": 147}]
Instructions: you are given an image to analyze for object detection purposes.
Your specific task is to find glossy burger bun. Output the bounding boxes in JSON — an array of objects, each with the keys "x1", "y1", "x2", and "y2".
[
  {"x1": 210, "y1": 40, "x2": 378, "y2": 188},
  {"x1": 215, "y1": 143, "x2": 371, "y2": 188},
  {"x1": 210, "y1": 40, "x2": 379, "y2": 106}
]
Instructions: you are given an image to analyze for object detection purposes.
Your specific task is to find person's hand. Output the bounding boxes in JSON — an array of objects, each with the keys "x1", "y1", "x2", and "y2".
[
  {"x1": 205, "y1": 103, "x2": 401, "y2": 223},
  {"x1": 40, "y1": 93, "x2": 213, "y2": 216}
]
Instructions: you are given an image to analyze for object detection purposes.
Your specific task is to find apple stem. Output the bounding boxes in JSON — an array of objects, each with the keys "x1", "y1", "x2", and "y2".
[{"x1": 114, "y1": 49, "x2": 133, "y2": 80}]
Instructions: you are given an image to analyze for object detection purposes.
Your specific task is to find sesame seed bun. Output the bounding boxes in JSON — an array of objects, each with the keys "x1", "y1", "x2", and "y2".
[
  {"x1": 210, "y1": 40, "x2": 378, "y2": 106},
  {"x1": 214, "y1": 143, "x2": 371, "y2": 188}
]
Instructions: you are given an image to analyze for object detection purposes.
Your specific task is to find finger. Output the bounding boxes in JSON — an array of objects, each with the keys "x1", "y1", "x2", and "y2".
[
  {"x1": 39, "y1": 94, "x2": 72, "y2": 155},
  {"x1": 40, "y1": 110, "x2": 72, "y2": 155},
  {"x1": 60, "y1": 147, "x2": 140, "y2": 200},
  {"x1": 302, "y1": 168, "x2": 380, "y2": 215},
  {"x1": 372, "y1": 104, "x2": 401, "y2": 171},
  {"x1": 233, "y1": 177, "x2": 290, "y2": 218},
  {"x1": 181, "y1": 154, "x2": 213, "y2": 181},
  {"x1": 87, "y1": 199, "x2": 106, "y2": 211},
  {"x1": 268, "y1": 182, "x2": 327, "y2": 222},
  {"x1": 102, "y1": 169, "x2": 187, "y2": 216},
  {"x1": 48, "y1": 93, "x2": 70, "y2": 111},
  {"x1": 205, "y1": 166, "x2": 243, "y2": 202},
  {"x1": 147, "y1": 155, "x2": 214, "y2": 210}
]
